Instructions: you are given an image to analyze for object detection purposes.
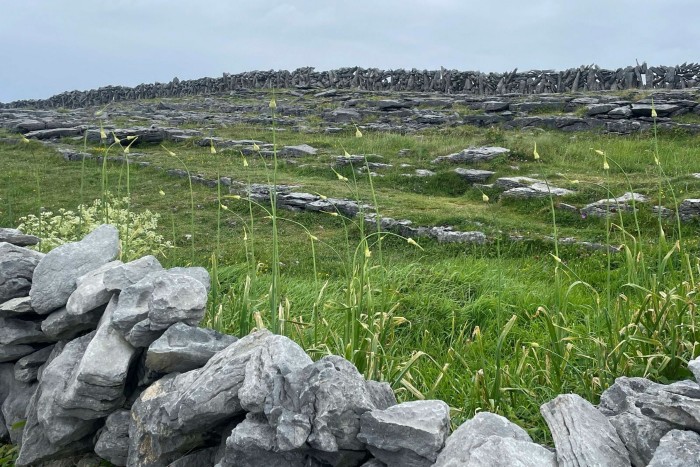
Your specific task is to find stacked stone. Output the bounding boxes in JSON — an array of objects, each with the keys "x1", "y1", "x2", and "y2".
[
  {"x1": 3, "y1": 63, "x2": 700, "y2": 109},
  {"x1": 2, "y1": 225, "x2": 700, "y2": 466}
]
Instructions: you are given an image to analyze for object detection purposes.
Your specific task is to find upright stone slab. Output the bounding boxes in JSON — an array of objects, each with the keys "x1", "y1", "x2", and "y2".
[
  {"x1": 29, "y1": 224, "x2": 120, "y2": 314},
  {"x1": 540, "y1": 393, "x2": 630, "y2": 467},
  {"x1": 17, "y1": 332, "x2": 101, "y2": 466},
  {"x1": 465, "y1": 436, "x2": 557, "y2": 467},
  {"x1": 0, "y1": 242, "x2": 44, "y2": 303},
  {"x1": 14, "y1": 345, "x2": 54, "y2": 383},
  {"x1": 58, "y1": 296, "x2": 136, "y2": 419}
]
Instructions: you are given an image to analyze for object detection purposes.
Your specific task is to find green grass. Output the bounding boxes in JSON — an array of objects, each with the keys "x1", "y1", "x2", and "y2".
[{"x1": 2, "y1": 98, "x2": 700, "y2": 448}]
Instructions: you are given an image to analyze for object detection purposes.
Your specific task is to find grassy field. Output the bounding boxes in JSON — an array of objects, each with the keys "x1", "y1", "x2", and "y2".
[{"x1": 1, "y1": 104, "x2": 700, "y2": 449}]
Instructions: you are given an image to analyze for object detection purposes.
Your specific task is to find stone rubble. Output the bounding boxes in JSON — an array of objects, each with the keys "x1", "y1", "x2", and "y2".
[{"x1": 1, "y1": 226, "x2": 700, "y2": 466}]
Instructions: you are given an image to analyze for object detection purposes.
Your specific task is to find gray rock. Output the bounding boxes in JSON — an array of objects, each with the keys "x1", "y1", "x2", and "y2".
[
  {"x1": 40, "y1": 304, "x2": 105, "y2": 341},
  {"x1": 483, "y1": 101, "x2": 510, "y2": 112},
  {"x1": 112, "y1": 269, "x2": 208, "y2": 347},
  {"x1": 327, "y1": 108, "x2": 361, "y2": 123},
  {"x1": 586, "y1": 104, "x2": 617, "y2": 116},
  {"x1": 0, "y1": 228, "x2": 40, "y2": 246},
  {"x1": 454, "y1": 168, "x2": 495, "y2": 183},
  {"x1": 0, "y1": 296, "x2": 35, "y2": 318},
  {"x1": 127, "y1": 330, "x2": 312, "y2": 466},
  {"x1": 14, "y1": 345, "x2": 54, "y2": 383},
  {"x1": 266, "y1": 355, "x2": 376, "y2": 452},
  {"x1": 145, "y1": 322, "x2": 238, "y2": 373},
  {"x1": 29, "y1": 224, "x2": 120, "y2": 314},
  {"x1": 360, "y1": 460, "x2": 387, "y2": 467},
  {"x1": 0, "y1": 242, "x2": 43, "y2": 303},
  {"x1": 15, "y1": 385, "x2": 95, "y2": 467},
  {"x1": 65, "y1": 260, "x2": 122, "y2": 316},
  {"x1": 495, "y1": 176, "x2": 542, "y2": 190},
  {"x1": 647, "y1": 429, "x2": 700, "y2": 467},
  {"x1": 168, "y1": 447, "x2": 218, "y2": 467},
  {"x1": 690, "y1": 355, "x2": 700, "y2": 383},
  {"x1": 282, "y1": 144, "x2": 318, "y2": 156},
  {"x1": 429, "y1": 227, "x2": 486, "y2": 244},
  {"x1": 0, "y1": 411, "x2": 6, "y2": 441},
  {"x1": 358, "y1": 400, "x2": 450, "y2": 467},
  {"x1": 581, "y1": 192, "x2": 648, "y2": 218},
  {"x1": 598, "y1": 376, "x2": 700, "y2": 466},
  {"x1": 27, "y1": 332, "x2": 102, "y2": 449},
  {"x1": 2, "y1": 375, "x2": 37, "y2": 444},
  {"x1": 0, "y1": 317, "x2": 52, "y2": 345},
  {"x1": 433, "y1": 411, "x2": 532, "y2": 467},
  {"x1": 58, "y1": 296, "x2": 136, "y2": 419},
  {"x1": 219, "y1": 412, "x2": 308, "y2": 467},
  {"x1": 0, "y1": 343, "x2": 37, "y2": 363},
  {"x1": 540, "y1": 393, "x2": 630, "y2": 467},
  {"x1": 608, "y1": 106, "x2": 633, "y2": 118},
  {"x1": 94, "y1": 410, "x2": 131, "y2": 466},
  {"x1": 103, "y1": 255, "x2": 163, "y2": 292},
  {"x1": 414, "y1": 169, "x2": 435, "y2": 177},
  {"x1": 679, "y1": 198, "x2": 700, "y2": 221},
  {"x1": 465, "y1": 436, "x2": 557, "y2": 467},
  {"x1": 147, "y1": 273, "x2": 208, "y2": 331},
  {"x1": 502, "y1": 182, "x2": 574, "y2": 199},
  {"x1": 631, "y1": 103, "x2": 680, "y2": 117},
  {"x1": 167, "y1": 266, "x2": 211, "y2": 292},
  {"x1": 365, "y1": 380, "x2": 397, "y2": 410},
  {"x1": 432, "y1": 146, "x2": 509, "y2": 164}
]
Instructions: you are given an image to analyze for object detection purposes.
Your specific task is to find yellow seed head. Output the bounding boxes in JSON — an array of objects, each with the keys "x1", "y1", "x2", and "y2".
[
  {"x1": 344, "y1": 150, "x2": 351, "y2": 157},
  {"x1": 550, "y1": 254, "x2": 562, "y2": 263},
  {"x1": 112, "y1": 132, "x2": 121, "y2": 144},
  {"x1": 243, "y1": 157, "x2": 249, "y2": 167},
  {"x1": 99, "y1": 126, "x2": 107, "y2": 141},
  {"x1": 603, "y1": 157, "x2": 610, "y2": 170},
  {"x1": 252, "y1": 143, "x2": 260, "y2": 151},
  {"x1": 123, "y1": 146, "x2": 130, "y2": 154},
  {"x1": 161, "y1": 145, "x2": 177, "y2": 157},
  {"x1": 309, "y1": 234, "x2": 319, "y2": 242},
  {"x1": 159, "y1": 189, "x2": 165, "y2": 197},
  {"x1": 20, "y1": 134, "x2": 30, "y2": 144},
  {"x1": 482, "y1": 193, "x2": 489, "y2": 203},
  {"x1": 355, "y1": 126, "x2": 363, "y2": 138},
  {"x1": 651, "y1": 108, "x2": 658, "y2": 118},
  {"x1": 220, "y1": 204, "x2": 229, "y2": 211},
  {"x1": 269, "y1": 98, "x2": 277, "y2": 109},
  {"x1": 210, "y1": 144, "x2": 217, "y2": 154},
  {"x1": 364, "y1": 246, "x2": 371, "y2": 258},
  {"x1": 571, "y1": 179, "x2": 580, "y2": 184},
  {"x1": 533, "y1": 142, "x2": 540, "y2": 160},
  {"x1": 654, "y1": 155, "x2": 660, "y2": 165},
  {"x1": 231, "y1": 195, "x2": 241, "y2": 200},
  {"x1": 126, "y1": 135, "x2": 137, "y2": 141},
  {"x1": 326, "y1": 211, "x2": 339, "y2": 217},
  {"x1": 594, "y1": 149, "x2": 605, "y2": 156}
]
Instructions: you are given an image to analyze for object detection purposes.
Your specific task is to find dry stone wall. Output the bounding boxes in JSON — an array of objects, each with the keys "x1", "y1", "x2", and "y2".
[
  {"x1": 1, "y1": 226, "x2": 700, "y2": 466},
  {"x1": 3, "y1": 63, "x2": 700, "y2": 109}
]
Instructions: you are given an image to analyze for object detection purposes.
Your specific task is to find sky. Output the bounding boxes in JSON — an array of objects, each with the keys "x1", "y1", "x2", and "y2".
[{"x1": 1, "y1": 0, "x2": 698, "y2": 103}]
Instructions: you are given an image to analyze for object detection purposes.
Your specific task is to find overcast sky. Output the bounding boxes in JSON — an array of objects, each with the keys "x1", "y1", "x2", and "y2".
[{"x1": 1, "y1": 0, "x2": 698, "y2": 102}]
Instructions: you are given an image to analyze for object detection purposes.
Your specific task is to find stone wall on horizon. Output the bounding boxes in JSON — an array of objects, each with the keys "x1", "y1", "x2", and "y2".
[{"x1": 3, "y1": 62, "x2": 700, "y2": 109}]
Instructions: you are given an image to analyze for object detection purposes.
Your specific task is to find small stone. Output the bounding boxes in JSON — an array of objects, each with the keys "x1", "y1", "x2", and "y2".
[
  {"x1": 102, "y1": 255, "x2": 163, "y2": 292},
  {"x1": 0, "y1": 228, "x2": 40, "y2": 246},
  {"x1": 0, "y1": 296, "x2": 35, "y2": 318},
  {"x1": 432, "y1": 146, "x2": 509, "y2": 164},
  {"x1": 94, "y1": 410, "x2": 131, "y2": 466},
  {"x1": 0, "y1": 242, "x2": 44, "y2": 303},
  {"x1": 14, "y1": 345, "x2": 54, "y2": 383},
  {"x1": 454, "y1": 168, "x2": 495, "y2": 183},
  {"x1": 145, "y1": 323, "x2": 238, "y2": 373}
]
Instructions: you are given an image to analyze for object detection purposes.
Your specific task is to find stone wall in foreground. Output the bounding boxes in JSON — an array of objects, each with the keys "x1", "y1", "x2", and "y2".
[
  {"x1": 3, "y1": 62, "x2": 700, "y2": 109},
  {"x1": 1, "y1": 225, "x2": 700, "y2": 466}
]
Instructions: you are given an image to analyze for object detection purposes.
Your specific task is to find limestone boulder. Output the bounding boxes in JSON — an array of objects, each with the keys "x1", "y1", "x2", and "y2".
[
  {"x1": 29, "y1": 224, "x2": 119, "y2": 314},
  {"x1": 358, "y1": 400, "x2": 450, "y2": 467}
]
